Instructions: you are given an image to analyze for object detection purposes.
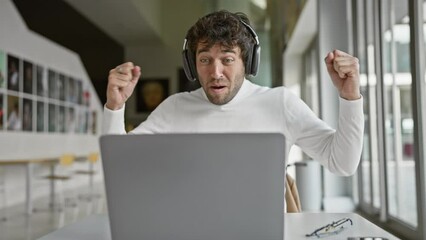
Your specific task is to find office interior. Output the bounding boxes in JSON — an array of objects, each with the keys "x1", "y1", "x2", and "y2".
[{"x1": 0, "y1": 0, "x2": 424, "y2": 239}]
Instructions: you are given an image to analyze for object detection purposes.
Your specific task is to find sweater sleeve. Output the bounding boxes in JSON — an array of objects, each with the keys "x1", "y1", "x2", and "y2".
[
  {"x1": 102, "y1": 105, "x2": 127, "y2": 135},
  {"x1": 331, "y1": 97, "x2": 364, "y2": 175},
  {"x1": 102, "y1": 94, "x2": 179, "y2": 135},
  {"x1": 129, "y1": 94, "x2": 178, "y2": 134},
  {"x1": 287, "y1": 91, "x2": 364, "y2": 176}
]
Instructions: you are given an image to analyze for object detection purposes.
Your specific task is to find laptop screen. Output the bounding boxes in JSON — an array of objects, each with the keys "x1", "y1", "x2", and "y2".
[{"x1": 100, "y1": 133, "x2": 286, "y2": 240}]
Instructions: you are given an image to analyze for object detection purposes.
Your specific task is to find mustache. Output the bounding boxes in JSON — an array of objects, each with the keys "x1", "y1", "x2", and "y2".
[{"x1": 208, "y1": 77, "x2": 225, "y2": 83}]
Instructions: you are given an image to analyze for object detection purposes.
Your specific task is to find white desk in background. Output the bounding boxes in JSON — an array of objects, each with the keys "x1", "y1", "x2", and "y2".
[
  {"x1": 0, "y1": 158, "x2": 58, "y2": 215},
  {"x1": 37, "y1": 212, "x2": 400, "y2": 240},
  {"x1": 287, "y1": 213, "x2": 400, "y2": 239}
]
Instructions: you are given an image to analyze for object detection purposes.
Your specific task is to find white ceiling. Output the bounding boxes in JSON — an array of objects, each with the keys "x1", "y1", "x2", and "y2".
[
  {"x1": 64, "y1": 0, "x2": 267, "y2": 47},
  {"x1": 64, "y1": 0, "x2": 163, "y2": 45}
]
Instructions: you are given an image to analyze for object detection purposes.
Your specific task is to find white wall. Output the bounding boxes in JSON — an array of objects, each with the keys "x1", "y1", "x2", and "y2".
[
  {"x1": 0, "y1": 0, "x2": 103, "y2": 208},
  {"x1": 0, "y1": 0, "x2": 102, "y2": 158},
  {"x1": 283, "y1": 0, "x2": 317, "y2": 88},
  {"x1": 318, "y1": 0, "x2": 355, "y2": 207}
]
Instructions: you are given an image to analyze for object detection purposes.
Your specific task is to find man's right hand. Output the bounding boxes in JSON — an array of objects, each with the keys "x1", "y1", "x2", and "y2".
[{"x1": 106, "y1": 62, "x2": 141, "y2": 110}]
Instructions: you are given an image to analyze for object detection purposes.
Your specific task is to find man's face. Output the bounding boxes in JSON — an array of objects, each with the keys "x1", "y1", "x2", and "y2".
[{"x1": 196, "y1": 43, "x2": 245, "y2": 105}]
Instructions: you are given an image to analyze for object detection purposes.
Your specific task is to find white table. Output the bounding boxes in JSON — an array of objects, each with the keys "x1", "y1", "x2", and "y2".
[
  {"x1": 37, "y1": 212, "x2": 400, "y2": 240},
  {"x1": 285, "y1": 212, "x2": 399, "y2": 239}
]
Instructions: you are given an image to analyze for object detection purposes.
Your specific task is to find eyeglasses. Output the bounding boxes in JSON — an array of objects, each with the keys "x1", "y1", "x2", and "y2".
[{"x1": 305, "y1": 217, "x2": 353, "y2": 238}]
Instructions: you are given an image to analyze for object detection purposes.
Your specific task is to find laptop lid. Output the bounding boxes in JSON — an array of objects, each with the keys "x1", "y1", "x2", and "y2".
[{"x1": 100, "y1": 133, "x2": 286, "y2": 240}]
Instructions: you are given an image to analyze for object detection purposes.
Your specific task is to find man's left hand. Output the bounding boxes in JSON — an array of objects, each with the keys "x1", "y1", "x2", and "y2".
[{"x1": 325, "y1": 49, "x2": 361, "y2": 101}]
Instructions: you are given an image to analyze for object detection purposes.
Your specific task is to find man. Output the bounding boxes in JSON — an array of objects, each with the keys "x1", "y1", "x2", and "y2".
[{"x1": 103, "y1": 10, "x2": 363, "y2": 176}]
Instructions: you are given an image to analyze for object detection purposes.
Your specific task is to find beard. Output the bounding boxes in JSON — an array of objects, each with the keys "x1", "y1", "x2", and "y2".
[{"x1": 202, "y1": 72, "x2": 245, "y2": 105}]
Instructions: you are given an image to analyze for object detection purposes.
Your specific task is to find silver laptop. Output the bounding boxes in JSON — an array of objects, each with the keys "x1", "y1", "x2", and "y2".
[{"x1": 100, "y1": 133, "x2": 286, "y2": 240}]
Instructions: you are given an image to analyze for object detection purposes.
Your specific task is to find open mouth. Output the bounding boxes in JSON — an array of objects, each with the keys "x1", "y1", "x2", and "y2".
[
  {"x1": 210, "y1": 85, "x2": 226, "y2": 94},
  {"x1": 211, "y1": 86, "x2": 225, "y2": 90}
]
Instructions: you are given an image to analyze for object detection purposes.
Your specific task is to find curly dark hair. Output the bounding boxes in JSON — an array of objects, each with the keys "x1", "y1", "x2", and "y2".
[{"x1": 185, "y1": 10, "x2": 256, "y2": 66}]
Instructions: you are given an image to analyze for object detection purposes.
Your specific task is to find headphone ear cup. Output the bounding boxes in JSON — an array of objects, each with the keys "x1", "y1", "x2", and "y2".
[
  {"x1": 245, "y1": 44, "x2": 254, "y2": 76},
  {"x1": 250, "y1": 44, "x2": 260, "y2": 77},
  {"x1": 182, "y1": 48, "x2": 197, "y2": 81},
  {"x1": 245, "y1": 44, "x2": 260, "y2": 77}
]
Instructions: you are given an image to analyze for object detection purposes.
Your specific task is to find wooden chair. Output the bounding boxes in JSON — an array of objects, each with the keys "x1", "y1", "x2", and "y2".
[{"x1": 285, "y1": 173, "x2": 302, "y2": 213}]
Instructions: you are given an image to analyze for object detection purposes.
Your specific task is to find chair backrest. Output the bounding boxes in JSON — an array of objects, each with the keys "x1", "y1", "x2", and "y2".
[
  {"x1": 285, "y1": 173, "x2": 302, "y2": 212},
  {"x1": 87, "y1": 152, "x2": 99, "y2": 164},
  {"x1": 59, "y1": 154, "x2": 75, "y2": 166}
]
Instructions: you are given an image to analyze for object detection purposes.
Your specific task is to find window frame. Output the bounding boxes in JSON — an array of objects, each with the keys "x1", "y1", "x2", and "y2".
[{"x1": 353, "y1": 0, "x2": 426, "y2": 238}]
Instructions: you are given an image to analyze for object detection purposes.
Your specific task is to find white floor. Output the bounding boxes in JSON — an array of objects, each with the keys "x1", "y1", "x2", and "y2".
[{"x1": 0, "y1": 182, "x2": 107, "y2": 240}]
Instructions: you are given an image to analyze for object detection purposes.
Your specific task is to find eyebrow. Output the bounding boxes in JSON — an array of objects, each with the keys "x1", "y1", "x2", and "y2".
[{"x1": 197, "y1": 48, "x2": 237, "y2": 55}]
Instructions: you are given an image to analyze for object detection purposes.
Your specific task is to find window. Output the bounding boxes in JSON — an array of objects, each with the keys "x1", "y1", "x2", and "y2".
[
  {"x1": 352, "y1": 0, "x2": 423, "y2": 237},
  {"x1": 381, "y1": 0, "x2": 417, "y2": 227}
]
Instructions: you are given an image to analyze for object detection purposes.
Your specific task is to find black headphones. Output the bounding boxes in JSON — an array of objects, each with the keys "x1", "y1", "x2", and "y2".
[{"x1": 182, "y1": 20, "x2": 261, "y2": 82}]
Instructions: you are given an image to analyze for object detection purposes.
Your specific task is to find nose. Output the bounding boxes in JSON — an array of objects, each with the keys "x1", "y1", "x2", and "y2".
[{"x1": 210, "y1": 60, "x2": 224, "y2": 79}]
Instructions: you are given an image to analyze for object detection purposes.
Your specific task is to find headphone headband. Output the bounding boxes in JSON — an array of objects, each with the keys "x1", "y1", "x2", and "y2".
[{"x1": 239, "y1": 20, "x2": 260, "y2": 46}]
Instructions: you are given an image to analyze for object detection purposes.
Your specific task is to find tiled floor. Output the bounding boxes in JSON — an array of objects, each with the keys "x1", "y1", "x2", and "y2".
[{"x1": 0, "y1": 183, "x2": 107, "y2": 240}]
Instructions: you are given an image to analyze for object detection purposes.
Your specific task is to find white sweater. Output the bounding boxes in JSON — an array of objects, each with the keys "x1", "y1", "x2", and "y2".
[{"x1": 103, "y1": 80, "x2": 364, "y2": 176}]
